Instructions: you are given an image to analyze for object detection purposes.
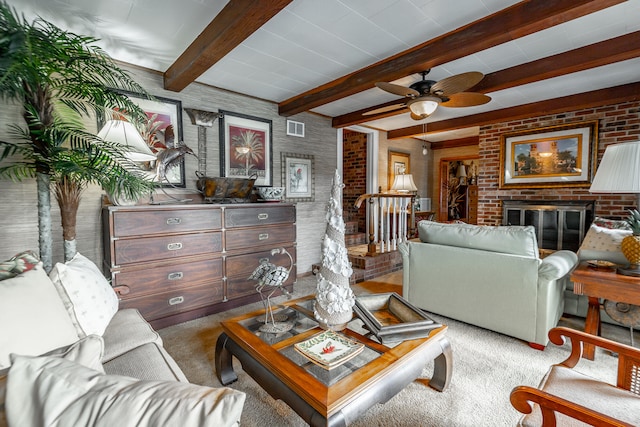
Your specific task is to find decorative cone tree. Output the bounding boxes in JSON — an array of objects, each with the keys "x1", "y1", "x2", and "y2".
[{"x1": 314, "y1": 169, "x2": 355, "y2": 331}]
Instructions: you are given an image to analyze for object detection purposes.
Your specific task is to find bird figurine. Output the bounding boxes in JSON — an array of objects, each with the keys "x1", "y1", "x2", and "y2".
[
  {"x1": 249, "y1": 247, "x2": 294, "y2": 333},
  {"x1": 155, "y1": 142, "x2": 196, "y2": 184}
]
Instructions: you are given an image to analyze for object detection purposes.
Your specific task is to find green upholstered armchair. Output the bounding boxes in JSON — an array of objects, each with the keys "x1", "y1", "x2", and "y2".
[{"x1": 399, "y1": 221, "x2": 578, "y2": 348}]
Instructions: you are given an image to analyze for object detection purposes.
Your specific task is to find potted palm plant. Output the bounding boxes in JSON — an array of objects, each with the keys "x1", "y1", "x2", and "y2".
[{"x1": 0, "y1": 2, "x2": 156, "y2": 270}]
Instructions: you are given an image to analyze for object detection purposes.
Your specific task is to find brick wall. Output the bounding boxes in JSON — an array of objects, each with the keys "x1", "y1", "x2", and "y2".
[
  {"x1": 342, "y1": 129, "x2": 368, "y2": 232},
  {"x1": 478, "y1": 100, "x2": 640, "y2": 225}
]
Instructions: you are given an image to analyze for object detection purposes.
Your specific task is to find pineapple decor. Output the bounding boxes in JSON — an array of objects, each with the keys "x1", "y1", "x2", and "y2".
[{"x1": 621, "y1": 209, "x2": 640, "y2": 271}]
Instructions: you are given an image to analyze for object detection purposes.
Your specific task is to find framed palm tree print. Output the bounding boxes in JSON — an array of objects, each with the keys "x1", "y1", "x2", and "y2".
[{"x1": 219, "y1": 110, "x2": 272, "y2": 187}]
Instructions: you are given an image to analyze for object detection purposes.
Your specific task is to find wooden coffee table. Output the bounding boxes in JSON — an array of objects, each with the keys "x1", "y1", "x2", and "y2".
[
  {"x1": 570, "y1": 262, "x2": 640, "y2": 360},
  {"x1": 215, "y1": 295, "x2": 452, "y2": 427}
]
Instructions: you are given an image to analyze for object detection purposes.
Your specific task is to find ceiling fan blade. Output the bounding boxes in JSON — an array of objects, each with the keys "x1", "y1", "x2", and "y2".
[
  {"x1": 375, "y1": 82, "x2": 420, "y2": 97},
  {"x1": 441, "y1": 92, "x2": 491, "y2": 107},
  {"x1": 362, "y1": 103, "x2": 406, "y2": 116},
  {"x1": 431, "y1": 71, "x2": 484, "y2": 96}
]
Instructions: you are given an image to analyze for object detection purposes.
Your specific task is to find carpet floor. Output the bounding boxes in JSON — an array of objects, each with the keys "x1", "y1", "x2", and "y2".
[{"x1": 159, "y1": 272, "x2": 635, "y2": 426}]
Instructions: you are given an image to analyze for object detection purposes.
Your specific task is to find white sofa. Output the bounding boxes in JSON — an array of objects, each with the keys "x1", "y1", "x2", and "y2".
[
  {"x1": 0, "y1": 251, "x2": 245, "y2": 427},
  {"x1": 399, "y1": 221, "x2": 578, "y2": 347}
]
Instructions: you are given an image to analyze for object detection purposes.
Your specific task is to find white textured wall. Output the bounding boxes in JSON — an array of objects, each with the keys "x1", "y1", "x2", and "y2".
[{"x1": 0, "y1": 64, "x2": 337, "y2": 275}]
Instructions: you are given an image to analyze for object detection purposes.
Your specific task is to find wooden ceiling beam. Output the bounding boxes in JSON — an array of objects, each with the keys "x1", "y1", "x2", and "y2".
[
  {"x1": 429, "y1": 136, "x2": 479, "y2": 150},
  {"x1": 388, "y1": 81, "x2": 640, "y2": 140},
  {"x1": 279, "y1": 0, "x2": 623, "y2": 117},
  {"x1": 334, "y1": 30, "x2": 640, "y2": 128},
  {"x1": 164, "y1": 0, "x2": 292, "y2": 92}
]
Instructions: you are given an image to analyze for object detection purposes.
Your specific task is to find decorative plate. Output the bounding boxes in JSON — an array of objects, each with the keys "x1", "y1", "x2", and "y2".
[
  {"x1": 586, "y1": 260, "x2": 617, "y2": 269},
  {"x1": 294, "y1": 330, "x2": 364, "y2": 369}
]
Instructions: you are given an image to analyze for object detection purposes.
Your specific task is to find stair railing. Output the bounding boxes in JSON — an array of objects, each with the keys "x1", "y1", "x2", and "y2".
[{"x1": 354, "y1": 193, "x2": 415, "y2": 255}]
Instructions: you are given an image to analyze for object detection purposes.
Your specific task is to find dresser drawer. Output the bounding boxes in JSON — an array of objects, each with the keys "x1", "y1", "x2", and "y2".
[
  {"x1": 227, "y1": 274, "x2": 295, "y2": 300},
  {"x1": 225, "y1": 224, "x2": 295, "y2": 251},
  {"x1": 113, "y1": 257, "x2": 223, "y2": 298},
  {"x1": 224, "y1": 205, "x2": 295, "y2": 228},
  {"x1": 119, "y1": 281, "x2": 224, "y2": 321},
  {"x1": 112, "y1": 208, "x2": 221, "y2": 237},
  {"x1": 226, "y1": 246, "x2": 296, "y2": 279},
  {"x1": 114, "y1": 232, "x2": 222, "y2": 265}
]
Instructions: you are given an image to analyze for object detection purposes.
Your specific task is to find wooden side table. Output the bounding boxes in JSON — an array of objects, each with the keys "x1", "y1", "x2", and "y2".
[{"x1": 570, "y1": 262, "x2": 640, "y2": 360}]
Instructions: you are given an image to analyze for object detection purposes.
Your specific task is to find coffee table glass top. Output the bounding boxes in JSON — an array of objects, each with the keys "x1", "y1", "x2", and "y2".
[{"x1": 237, "y1": 298, "x2": 382, "y2": 386}]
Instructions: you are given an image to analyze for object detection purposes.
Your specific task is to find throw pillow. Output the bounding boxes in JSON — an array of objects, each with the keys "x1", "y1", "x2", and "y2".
[
  {"x1": 0, "y1": 250, "x2": 40, "y2": 280},
  {"x1": 6, "y1": 355, "x2": 246, "y2": 427},
  {"x1": 1, "y1": 336, "x2": 104, "y2": 427},
  {"x1": 0, "y1": 263, "x2": 79, "y2": 368},
  {"x1": 50, "y1": 253, "x2": 119, "y2": 337},
  {"x1": 38, "y1": 334, "x2": 105, "y2": 373},
  {"x1": 592, "y1": 216, "x2": 630, "y2": 230},
  {"x1": 578, "y1": 223, "x2": 631, "y2": 265}
]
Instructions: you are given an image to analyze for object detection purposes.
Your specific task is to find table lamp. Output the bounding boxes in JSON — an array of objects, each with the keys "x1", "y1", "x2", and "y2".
[
  {"x1": 589, "y1": 140, "x2": 640, "y2": 276},
  {"x1": 391, "y1": 170, "x2": 417, "y2": 193},
  {"x1": 97, "y1": 120, "x2": 156, "y2": 162}
]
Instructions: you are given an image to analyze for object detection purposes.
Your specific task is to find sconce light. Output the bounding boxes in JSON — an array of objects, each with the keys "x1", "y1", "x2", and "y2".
[{"x1": 422, "y1": 144, "x2": 428, "y2": 156}]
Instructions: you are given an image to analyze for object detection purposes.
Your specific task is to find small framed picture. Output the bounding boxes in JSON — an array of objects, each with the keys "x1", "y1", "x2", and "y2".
[{"x1": 282, "y1": 152, "x2": 315, "y2": 202}]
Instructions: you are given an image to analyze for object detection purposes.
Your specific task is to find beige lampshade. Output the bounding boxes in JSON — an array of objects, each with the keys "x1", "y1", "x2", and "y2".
[
  {"x1": 391, "y1": 173, "x2": 418, "y2": 193},
  {"x1": 98, "y1": 120, "x2": 156, "y2": 162},
  {"x1": 590, "y1": 140, "x2": 640, "y2": 199}
]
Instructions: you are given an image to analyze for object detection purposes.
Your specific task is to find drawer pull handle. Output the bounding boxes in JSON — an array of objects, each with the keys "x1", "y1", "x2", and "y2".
[
  {"x1": 167, "y1": 217, "x2": 182, "y2": 225},
  {"x1": 259, "y1": 257, "x2": 269, "y2": 264},
  {"x1": 169, "y1": 296, "x2": 184, "y2": 306},
  {"x1": 167, "y1": 272, "x2": 183, "y2": 280},
  {"x1": 258, "y1": 213, "x2": 269, "y2": 220},
  {"x1": 167, "y1": 242, "x2": 183, "y2": 251},
  {"x1": 258, "y1": 233, "x2": 269, "y2": 241}
]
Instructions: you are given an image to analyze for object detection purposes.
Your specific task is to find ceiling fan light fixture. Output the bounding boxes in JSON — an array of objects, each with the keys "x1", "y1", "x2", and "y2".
[{"x1": 407, "y1": 96, "x2": 440, "y2": 117}]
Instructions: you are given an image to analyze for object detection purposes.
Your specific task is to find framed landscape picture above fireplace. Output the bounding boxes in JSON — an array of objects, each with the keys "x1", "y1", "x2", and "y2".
[{"x1": 499, "y1": 121, "x2": 598, "y2": 189}]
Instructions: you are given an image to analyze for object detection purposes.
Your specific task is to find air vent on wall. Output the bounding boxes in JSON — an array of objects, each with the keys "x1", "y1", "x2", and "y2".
[{"x1": 286, "y1": 120, "x2": 305, "y2": 137}]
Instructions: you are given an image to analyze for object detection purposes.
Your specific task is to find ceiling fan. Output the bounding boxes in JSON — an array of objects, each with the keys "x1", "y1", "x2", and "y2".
[{"x1": 365, "y1": 70, "x2": 491, "y2": 120}]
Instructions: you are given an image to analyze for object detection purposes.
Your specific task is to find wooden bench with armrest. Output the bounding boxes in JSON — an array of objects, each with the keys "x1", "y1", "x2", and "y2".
[{"x1": 510, "y1": 327, "x2": 640, "y2": 427}]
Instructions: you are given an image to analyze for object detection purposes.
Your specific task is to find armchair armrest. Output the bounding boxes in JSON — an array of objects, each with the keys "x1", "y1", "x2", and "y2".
[
  {"x1": 537, "y1": 250, "x2": 578, "y2": 281},
  {"x1": 510, "y1": 385, "x2": 634, "y2": 427},
  {"x1": 511, "y1": 327, "x2": 640, "y2": 427},
  {"x1": 549, "y1": 327, "x2": 640, "y2": 371}
]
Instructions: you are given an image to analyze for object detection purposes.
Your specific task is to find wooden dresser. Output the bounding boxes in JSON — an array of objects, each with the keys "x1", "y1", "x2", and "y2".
[{"x1": 102, "y1": 203, "x2": 296, "y2": 328}]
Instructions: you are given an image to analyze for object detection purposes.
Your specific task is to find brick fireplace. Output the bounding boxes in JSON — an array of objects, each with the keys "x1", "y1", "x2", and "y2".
[{"x1": 477, "y1": 100, "x2": 640, "y2": 225}]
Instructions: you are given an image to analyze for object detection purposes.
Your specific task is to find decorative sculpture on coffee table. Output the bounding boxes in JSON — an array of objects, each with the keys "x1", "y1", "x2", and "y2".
[
  {"x1": 314, "y1": 169, "x2": 355, "y2": 331},
  {"x1": 249, "y1": 247, "x2": 294, "y2": 333}
]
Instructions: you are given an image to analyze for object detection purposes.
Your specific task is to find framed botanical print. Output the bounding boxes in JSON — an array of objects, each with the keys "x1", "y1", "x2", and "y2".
[
  {"x1": 219, "y1": 110, "x2": 272, "y2": 187},
  {"x1": 282, "y1": 152, "x2": 315, "y2": 202}
]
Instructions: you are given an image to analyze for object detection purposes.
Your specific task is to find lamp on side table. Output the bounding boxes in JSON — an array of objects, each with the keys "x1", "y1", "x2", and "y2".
[{"x1": 589, "y1": 140, "x2": 640, "y2": 277}]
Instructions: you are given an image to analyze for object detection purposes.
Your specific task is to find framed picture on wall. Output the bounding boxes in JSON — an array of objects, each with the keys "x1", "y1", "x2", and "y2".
[
  {"x1": 219, "y1": 110, "x2": 272, "y2": 187},
  {"x1": 282, "y1": 152, "x2": 315, "y2": 202},
  {"x1": 388, "y1": 150, "x2": 410, "y2": 190},
  {"x1": 100, "y1": 92, "x2": 186, "y2": 187},
  {"x1": 499, "y1": 121, "x2": 598, "y2": 189}
]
